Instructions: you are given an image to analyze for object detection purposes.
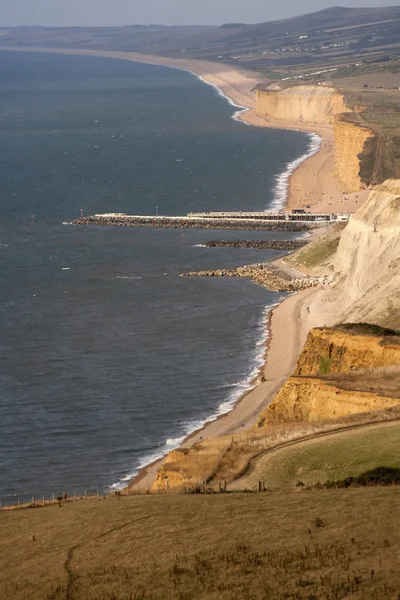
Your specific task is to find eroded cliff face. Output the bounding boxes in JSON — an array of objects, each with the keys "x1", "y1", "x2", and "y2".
[
  {"x1": 260, "y1": 377, "x2": 399, "y2": 424},
  {"x1": 256, "y1": 85, "x2": 349, "y2": 125},
  {"x1": 334, "y1": 113, "x2": 376, "y2": 192},
  {"x1": 333, "y1": 180, "x2": 400, "y2": 328},
  {"x1": 151, "y1": 439, "x2": 232, "y2": 492},
  {"x1": 257, "y1": 327, "x2": 400, "y2": 426},
  {"x1": 295, "y1": 328, "x2": 399, "y2": 376},
  {"x1": 256, "y1": 85, "x2": 377, "y2": 192}
]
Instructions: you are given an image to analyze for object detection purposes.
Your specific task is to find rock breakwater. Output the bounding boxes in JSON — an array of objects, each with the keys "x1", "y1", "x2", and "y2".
[
  {"x1": 184, "y1": 264, "x2": 325, "y2": 292},
  {"x1": 71, "y1": 215, "x2": 316, "y2": 232},
  {"x1": 205, "y1": 239, "x2": 308, "y2": 250}
]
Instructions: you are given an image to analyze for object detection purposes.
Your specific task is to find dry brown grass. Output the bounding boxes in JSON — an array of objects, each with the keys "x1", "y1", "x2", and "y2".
[
  {"x1": 287, "y1": 223, "x2": 345, "y2": 274},
  {"x1": 324, "y1": 366, "x2": 400, "y2": 398},
  {"x1": 1, "y1": 488, "x2": 400, "y2": 599},
  {"x1": 234, "y1": 420, "x2": 400, "y2": 492},
  {"x1": 154, "y1": 406, "x2": 400, "y2": 493}
]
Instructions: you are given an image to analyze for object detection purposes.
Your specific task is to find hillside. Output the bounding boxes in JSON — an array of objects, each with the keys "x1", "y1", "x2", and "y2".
[
  {"x1": 1, "y1": 5, "x2": 400, "y2": 69},
  {"x1": 2, "y1": 488, "x2": 400, "y2": 599},
  {"x1": 234, "y1": 420, "x2": 400, "y2": 491}
]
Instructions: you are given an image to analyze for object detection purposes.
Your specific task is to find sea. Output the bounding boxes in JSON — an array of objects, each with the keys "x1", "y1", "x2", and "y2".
[{"x1": 0, "y1": 50, "x2": 317, "y2": 501}]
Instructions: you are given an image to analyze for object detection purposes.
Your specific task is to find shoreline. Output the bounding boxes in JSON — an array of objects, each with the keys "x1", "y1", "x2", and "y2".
[
  {"x1": 127, "y1": 299, "x2": 279, "y2": 490},
  {"x1": 1, "y1": 45, "x2": 342, "y2": 492},
  {"x1": 1, "y1": 45, "x2": 368, "y2": 214}
]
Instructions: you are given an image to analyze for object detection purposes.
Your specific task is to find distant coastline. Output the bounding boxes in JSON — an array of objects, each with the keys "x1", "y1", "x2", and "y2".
[{"x1": 0, "y1": 45, "x2": 343, "y2": 493}]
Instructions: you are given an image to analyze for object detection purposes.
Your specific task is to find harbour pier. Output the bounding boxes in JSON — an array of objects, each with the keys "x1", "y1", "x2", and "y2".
[{"x1": 71, "y1": 210, "x2": 351, "y2": 231}]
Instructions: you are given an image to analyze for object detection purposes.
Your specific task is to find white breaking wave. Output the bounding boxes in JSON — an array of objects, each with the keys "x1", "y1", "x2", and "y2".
[
  {"x1": 271, "y1": 132, "x2": 322, "y2": 211},
  {"x1": 108, "y1": 298, "x2": 283, "y2": 491},
  {"x1": 161, "y1": 63, "x2": 250, "y2": 125},
  {"x1": 195, "y1": 74, "x2": 250, "y2": 123}
]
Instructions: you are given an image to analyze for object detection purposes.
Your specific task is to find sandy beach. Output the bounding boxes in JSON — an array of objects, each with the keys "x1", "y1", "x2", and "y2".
[
  {"x1": 1, "y1": 45, "x2": 365, "y2": 214},
  {"x1": 1, "y1": 45, "x2": 345, "y2": 490}
]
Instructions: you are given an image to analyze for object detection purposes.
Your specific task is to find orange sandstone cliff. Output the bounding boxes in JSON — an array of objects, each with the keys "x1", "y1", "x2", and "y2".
[
  {"x1": 257, "y1": 327, "x2": 400, "y2": 426},
  {"x1": 256, "y1": 84, "x2": 378, "y2": 192},
  {"x1": 334, "y1": 113, "x2": 376, "y2": 192},
  {"x1": 256, "y1": 85, "x2": 349, "y2": 125}
]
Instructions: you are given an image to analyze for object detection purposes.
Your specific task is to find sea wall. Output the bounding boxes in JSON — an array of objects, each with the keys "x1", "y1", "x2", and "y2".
[
  {"x1": 72, "y1": 215, "x2": 315, "y2": 232},
  {"x1": 334, "y1": 113, "x2": 376, "y2": 193},
  {"x1": 256, "y1": 85, "x2": 350, "y2": 125},
  {"x1": 205, "y1": 239, "x2": 308, "y2": 251},
  {"x1": 257, "y1": 327, "x2": 400, "y2": 426}
]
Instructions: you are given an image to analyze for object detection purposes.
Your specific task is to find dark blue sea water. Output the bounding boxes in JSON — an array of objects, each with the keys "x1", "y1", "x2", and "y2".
[{"x1": 0, "y1": 51, "x2": 312, "y2": 501}]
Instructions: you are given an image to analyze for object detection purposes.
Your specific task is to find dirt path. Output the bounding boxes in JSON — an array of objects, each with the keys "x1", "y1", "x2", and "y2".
[{"x1": 230, "y1": 418, "x2": 400, "y2": 491}]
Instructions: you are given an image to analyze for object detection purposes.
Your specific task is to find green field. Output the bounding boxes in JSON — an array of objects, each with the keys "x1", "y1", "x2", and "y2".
[
  {"x1": 364, "y1": 112, "x2": 400, "y2": 128},
  {"x1": 1, "y1": 487, "x2": 400, "y2": 599},
  {"x1": 234, "y1": 421, "x2": 400, "y2": 492}
]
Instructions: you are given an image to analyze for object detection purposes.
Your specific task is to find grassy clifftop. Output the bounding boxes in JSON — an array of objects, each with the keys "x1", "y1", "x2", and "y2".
[{"x1": 2, "y1": 488, "x2": 400, "y2": 599}]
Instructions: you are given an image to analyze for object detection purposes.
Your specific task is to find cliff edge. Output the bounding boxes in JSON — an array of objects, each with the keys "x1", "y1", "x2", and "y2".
[
  {"x1": 256, "y1": 85, "x2": 349, "y2": 125},
  {"x1": 257, "y1": 326, "x2": 400, "y2": 426},
  {"x1": 333, "y1": 180, "x2": 400, "y2": 329}
]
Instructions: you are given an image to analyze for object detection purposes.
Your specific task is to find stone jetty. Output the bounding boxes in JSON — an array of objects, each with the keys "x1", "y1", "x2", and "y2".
[
  {"x1": 205, "y1": 239, "x2": 308, "y2": 250},
  {"x1": 71, "y1": 215, "x2": 318, "y2": 232},
  {"x1": 183, "y1": 264, "x2": 328, "y2": 292}
]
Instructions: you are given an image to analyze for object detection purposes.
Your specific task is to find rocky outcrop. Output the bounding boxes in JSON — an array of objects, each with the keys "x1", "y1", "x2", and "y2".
[
  {"x1": 257, "y1": 327, "x2": 400, "y2": 426},
  {"x1": 256, "y1": 85, "x2": 350, "y2": 125},
  {"x1": 205, "y1": 239, "x2": 308, "y2": 250},
  {"x1": 334, "y1": 113, "x2": 376, "y2": 192},
  {"x1": 333, "y1": 180, "x2": 400, "y2": 329},
  {"x1": 183, "y1": 264, "x2": 327, "y2": 292}
]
